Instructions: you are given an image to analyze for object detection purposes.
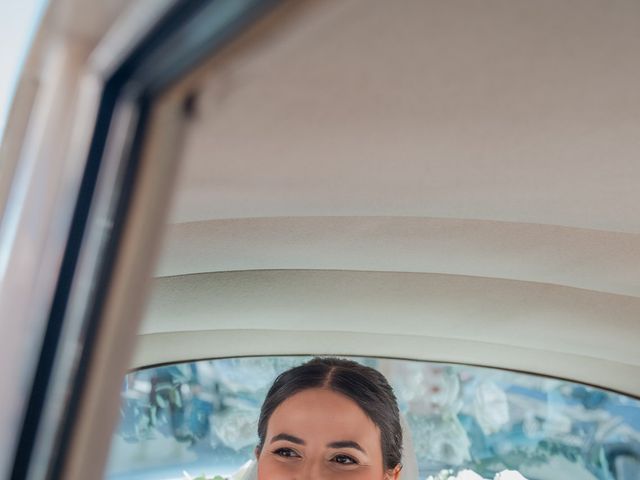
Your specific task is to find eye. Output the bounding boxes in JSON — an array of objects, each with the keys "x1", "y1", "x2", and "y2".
[
  {"x1": 331, "y1": 454, "x2": 358, "y2": 465},
  {"x1": 273, "y1": 447, "x2": 301, "y2": 458}
]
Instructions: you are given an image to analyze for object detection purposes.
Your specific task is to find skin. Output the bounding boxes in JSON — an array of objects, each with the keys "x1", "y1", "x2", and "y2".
[{"x1": 256, "y1": 388, "x2": 402, "y2": 480}]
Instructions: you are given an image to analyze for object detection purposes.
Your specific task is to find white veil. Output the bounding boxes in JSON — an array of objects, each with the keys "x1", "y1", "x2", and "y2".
[{"x1": 399, "y1": 413, "x2": 419, "y2": 480}]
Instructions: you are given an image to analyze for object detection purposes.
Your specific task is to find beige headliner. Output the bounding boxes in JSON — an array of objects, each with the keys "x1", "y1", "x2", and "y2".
[{"x1": 137, "y1": 0, "x2": 640, "y2": 395}]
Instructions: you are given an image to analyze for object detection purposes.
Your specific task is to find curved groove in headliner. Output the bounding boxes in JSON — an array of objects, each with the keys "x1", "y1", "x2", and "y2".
[{"x1": 155, "y1": 216, "x2": 640, "y2": 297}]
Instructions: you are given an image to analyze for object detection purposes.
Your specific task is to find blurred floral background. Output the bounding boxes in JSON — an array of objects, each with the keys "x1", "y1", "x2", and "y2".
[{"x1": 105, "y1": 357, "x2": 640, "y2": 480}]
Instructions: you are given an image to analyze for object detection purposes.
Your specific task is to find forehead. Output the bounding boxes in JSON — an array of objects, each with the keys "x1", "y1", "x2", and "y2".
[{"x1": 267, "y1": 388, "x2": 381, "y2": 443}]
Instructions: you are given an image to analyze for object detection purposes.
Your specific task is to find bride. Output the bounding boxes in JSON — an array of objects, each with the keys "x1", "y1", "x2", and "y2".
[{"x1": 231, "y1": 357, "x2": 418, "y2": 480}]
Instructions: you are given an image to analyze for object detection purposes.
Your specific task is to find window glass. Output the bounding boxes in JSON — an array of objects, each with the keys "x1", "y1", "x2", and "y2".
[
  {"x1": 106, "y1": 357, "x2": 640, "y2": 480},
  {"x1": 0, "y1": 0, "x2": 48, "y2": 139}
]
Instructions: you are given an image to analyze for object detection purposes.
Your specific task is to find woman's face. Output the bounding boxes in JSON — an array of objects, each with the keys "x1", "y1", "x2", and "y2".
[{"x1": 256, "y1": 388, "x2": 400, "y2": 480}]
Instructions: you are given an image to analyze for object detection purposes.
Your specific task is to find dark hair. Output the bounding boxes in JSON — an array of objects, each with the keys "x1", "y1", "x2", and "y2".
[{"x1": 256, "y1": 357, "x2": 402, "y2": 470}]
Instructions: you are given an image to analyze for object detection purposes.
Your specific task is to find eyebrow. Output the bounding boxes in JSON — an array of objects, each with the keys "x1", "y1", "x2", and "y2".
[
  {"x1": 270, "y1": 433, "x2": 306, "y2": 445},
  {"x1": 327, "y1": 441, "x2": 366, "y2": 454}
]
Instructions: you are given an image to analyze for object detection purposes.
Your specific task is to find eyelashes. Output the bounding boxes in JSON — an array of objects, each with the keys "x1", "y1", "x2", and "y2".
[
  {"x1": 332, "y1": 454, "x2": 358, "y2": 465},
  {"x1": 272, "y1": 448, "x2": 359, "y2": 465},
  {"x1": 273, "y1": 447, "x2": 301, "y2": 458}
]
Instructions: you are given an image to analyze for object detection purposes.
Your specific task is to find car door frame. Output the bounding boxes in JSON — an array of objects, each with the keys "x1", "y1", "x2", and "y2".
[{"x1": 3, "y1": 1, "x2": 281, "y2": 479}]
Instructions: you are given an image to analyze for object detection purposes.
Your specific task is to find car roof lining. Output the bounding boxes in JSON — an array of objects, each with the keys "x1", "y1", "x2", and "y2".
[{"x1": 130, "y1": 0, "x2": 640, "y2": 395}]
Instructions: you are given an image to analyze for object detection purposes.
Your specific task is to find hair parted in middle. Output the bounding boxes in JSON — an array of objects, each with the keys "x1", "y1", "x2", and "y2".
[{"x1": 256, "y1": 357, "x2": 403, "y2": 470}]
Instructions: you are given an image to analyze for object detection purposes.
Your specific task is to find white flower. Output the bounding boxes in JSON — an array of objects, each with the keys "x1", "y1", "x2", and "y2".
[
  {"x1": 456, "y1": 469, "x2": 486, "y2": 479},
  {"x1": 494, "y1": 470, "x2": 528, "y2": 480},
  {"x1": 424, "y1": 469, "x2": 529, "y2": 480},
  {"x1": 473, "y1": 381, "x2": 510, "y2": 435}
]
